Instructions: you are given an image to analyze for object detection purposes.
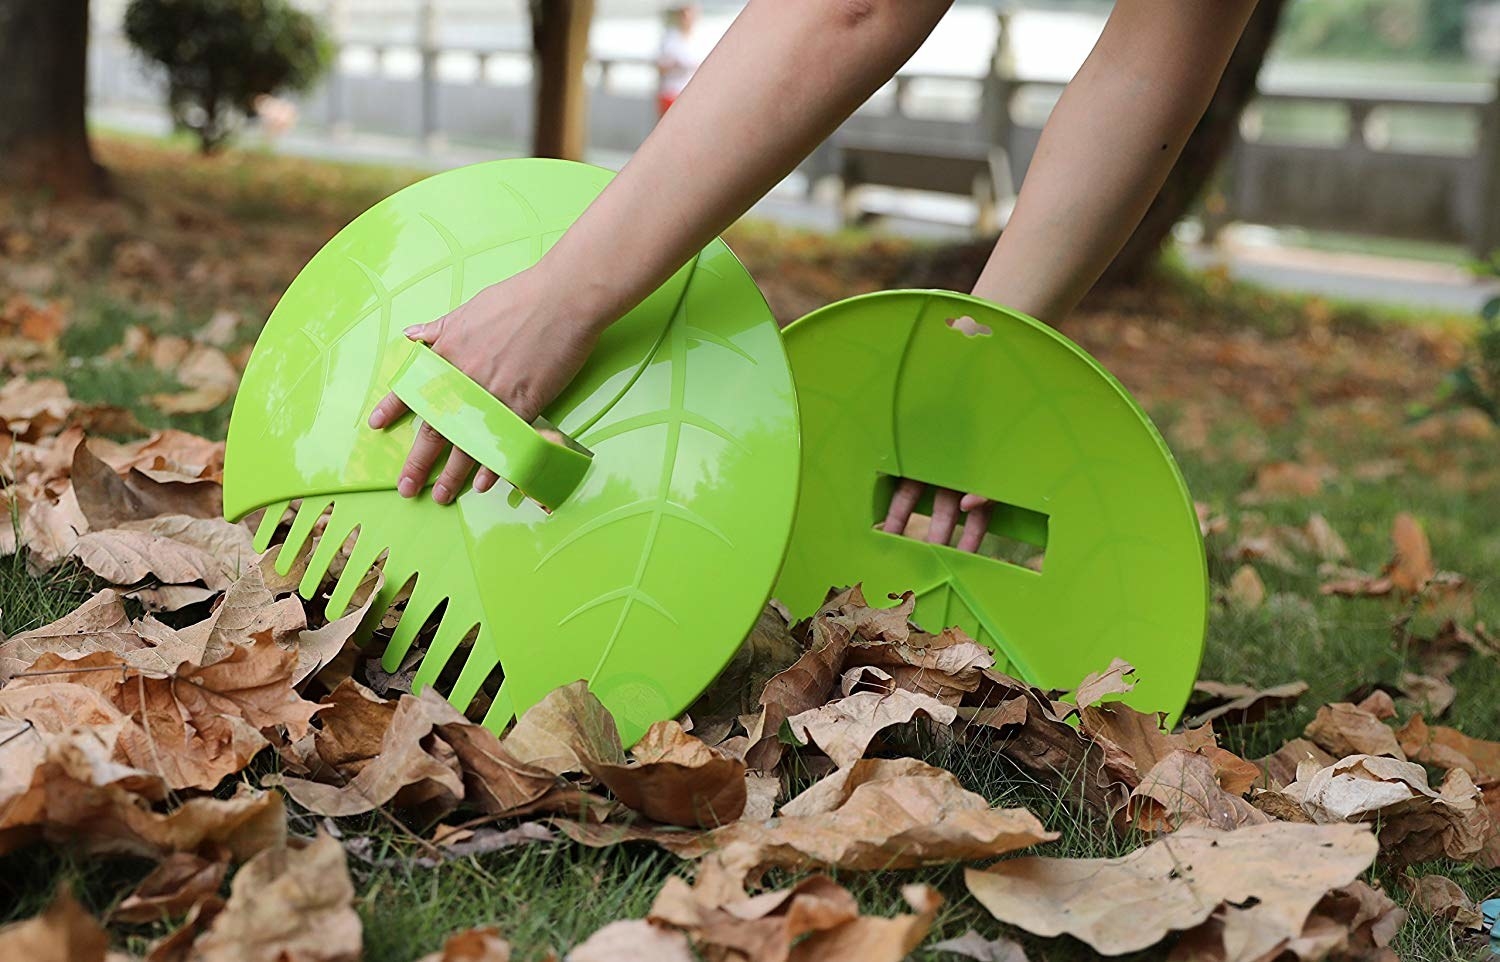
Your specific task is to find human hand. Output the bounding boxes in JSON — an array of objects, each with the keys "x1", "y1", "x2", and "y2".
[
  {"x1": 366, "y1": 268, "x2": 604, "y2": 504},
  {"x1": 881, "y1": 479, "x2": 994, "y2": 554}
]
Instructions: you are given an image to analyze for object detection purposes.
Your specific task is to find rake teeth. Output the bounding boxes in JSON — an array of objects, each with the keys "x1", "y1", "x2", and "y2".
[
  {"x1": 299, "y1": 501, "x2": 358, "y2": 599},
  {"x1": 353, "y1": 560, "x2": 414, "y2": 647},
  {"x1": 382, "y1": 577, "x2": 444, "y2": 672},
  {"x1": 325, "y1": 531, "x2": 386, "y2": 621},
  {"x1": 275, "y1": 497, "x2": 332, "y2": 578},
  {"x1": 252, "y1": 501, "x2": 289, "y2": 553},
  {"x1": 410, "y1": 610, "x2": 477, "y2": 698},
  {"x1": 447, "y1": 624, "x2": 499, "y2": 713}
]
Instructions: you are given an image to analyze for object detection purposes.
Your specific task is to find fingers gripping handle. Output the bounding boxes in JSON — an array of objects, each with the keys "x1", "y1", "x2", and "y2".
[{"x1": 389, "y1": 344, "x2": 591, "y2": 511}]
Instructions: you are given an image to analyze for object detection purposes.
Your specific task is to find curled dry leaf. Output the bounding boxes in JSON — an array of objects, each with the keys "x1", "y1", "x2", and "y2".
[
  {"x1": 964, "y1": 822, "x2": 1378, "y2": 960},
  {"x1": 1077, "y1": 697, "x2": 1215, "y2": 787},
  {"x1": 785, "y1": 688, "x2": 956, "y2": 769},
  {"x1": 415, "y1": 926, "x2": 512, "y2": 962},
  {"x1": 1303, "y1": 702, "x2": 1405, "y2": 761},
  {"x1": 0, "y1": 720, "x2": 285, "y2": 859},
  {"x1": 590, "y1": 719, "x2": 746, "y2": 828},
  {"x1": 0, "y1": 886, "x2": 110, "y2": 962},
  {"x1": 1071, "y1": 658, "x2": 1136, "y2": 709},
  {"x1": 678, "y1": 757, "x2": 1054, "y2": 888},
  {"x1": 1277, "y1": 754, "x2": 1490, "y2": 862},
  {"x1": 499, "y1": 680, "x2": 626, "y2": 778},
  {"x1": 1404, "y1": 874, "x2": 1484, "y2": 930},
  {"x1": 743, "y1": 587, "x2": 864, "y2": 772},
  {"x1": 278, "y1": 689, "x2": 465, "y2": 818},
  {"x1": 577, "y1": 870, "x2": 941, "y2": 962},
  {"x1": 1128, "y1": 749, "x2": 1268, "y2": 833},
  {"x1": 70, "y1": 514, "x2": 255, "y2": 593},
  {"x1": 1254, "y1": 737, "x2": 1337, "y2": 791},
  {"x1": 0, "y1": 589, "x2": 141, "y2": 680},
  {"x1": 3, "y1": 631, "x2": 321, "y2": 791},
  {"x1": 1169, "y1": 880, "x2": 1404, "y2": 962},
  {"x1": 70, "y1": 440, "x2": 221, "y2": 530},
  {"x1": 963, "y1": 669, "x2": 1133, "y2": 817},
  {"x1": 112, "y1": 851, "x2": 228, "y2": 924},
  {"x1": 189, "y1": 833, "x2": 361, "y2": 962},
  {"x1": 1185, "y1": 679, "x2": 1308, "y2": 730},
  {"x1": 1396, "y1": 714, "x2": 1500, "y2": 781}
]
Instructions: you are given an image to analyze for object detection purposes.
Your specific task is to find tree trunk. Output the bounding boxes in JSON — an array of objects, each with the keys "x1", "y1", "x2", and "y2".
[
  {"x1": 530, "y1": 0, "x2": 594, "y2": 160},
  {"x1": 0, "y1": 0, "x2": 108, "y2": 196},
  {"x1": 1100, "y1": 0, "x2": 1288, "y2": 286}
]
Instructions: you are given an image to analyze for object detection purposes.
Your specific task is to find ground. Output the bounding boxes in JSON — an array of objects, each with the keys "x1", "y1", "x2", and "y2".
[{"x1": 1, "y1": 135, "x2": 1497, "y2": 960}]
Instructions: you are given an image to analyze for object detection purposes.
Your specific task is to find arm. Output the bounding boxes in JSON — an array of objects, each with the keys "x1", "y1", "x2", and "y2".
[
  {"x1": 885, "y1": 0, "x2": 1260, "y2": 549},
  {"x1": 971, "y1": 0, "x2": 1260, "y2": 321},
  {"x1": 371, "y1": 0, "x2": 955, "y2": 503}
]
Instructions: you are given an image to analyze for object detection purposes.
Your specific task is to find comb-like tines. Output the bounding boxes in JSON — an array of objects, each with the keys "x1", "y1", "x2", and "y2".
[{"x1": 254, "y1": 491, "x2": 516, "y2": 731}]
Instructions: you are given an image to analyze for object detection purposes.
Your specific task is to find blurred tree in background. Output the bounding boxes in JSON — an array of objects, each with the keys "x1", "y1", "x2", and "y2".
[
  {"x1": 124, "y1": 0, "x2": 330, "y2": 154},
  {"x1": 1280, "y1": 0, "x2": 1474, "y2": 60},
  {"x1": 531, "y1": 0, "x2": 595, "y2": 160},
  {"x1": 0, "y1": 0, "x2": 108, "y2": 197}
]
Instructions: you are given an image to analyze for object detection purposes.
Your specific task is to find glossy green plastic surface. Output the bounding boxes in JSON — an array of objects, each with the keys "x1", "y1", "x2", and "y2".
[
  {"x1": 388, "y1": 343, "x2": 592, "y2": 512},
  {"x1": 774, "y1": 291, "x2": 1207, "y2": 723},
  {"x1": 223, "y1": 159, "x2": 801, "y2": 742}
]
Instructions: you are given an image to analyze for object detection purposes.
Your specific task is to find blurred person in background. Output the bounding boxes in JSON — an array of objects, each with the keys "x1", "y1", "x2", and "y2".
[{"x1": 656, "y1": 3, "x2": 703, "y2": 116}]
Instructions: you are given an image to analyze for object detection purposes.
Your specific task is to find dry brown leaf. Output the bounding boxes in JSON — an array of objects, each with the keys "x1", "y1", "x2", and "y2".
[
  {"x1": 965, "y1": 822, "x2": 1378, "y2": 960},
  {"x1": 1239, "y1": 461, "x2": 1333, "y2": 503},
  {"x1": 1279, "y1": 754, "x2": 1489, "y2": 862},
  {"x1": 0, "y1": 886, "x2": 110, "y2": 962},
  {"x1": 966, "y1": 670, "x2": 1134, "y2": 817},
  {"x1": 688, "y1": 603, "x2": 805, "y2": 726},
  {"x1": 437, "y1": 712, "x2": 606, "y2": 821},
  {"x1": 71, "y1": 440, "x2": 221, "y2": 530},
  {"x1": 678, "y1": 757, "x2": 1054, "y2": 888},
  {"x1": 1396, "y1": 714, "x2": 1500, "y2": 781},
  {"x1": 1170, "y1": 879, "x2": 1403, "y2": 962},
  {"x1": 1225, "y1": 565, "x2": 1266, "y2": 609},
  {"x1": 929, "y1": 930, "x2": 1030, "y2": 961},
  {"x1": 71, "y1": 515, "x2": 254, "y2": 592},
  {"x1": 148, "y1": 343, "x2": 239, "y2": 414},
  {"x1": 565, "y1": 919, "x2": 696, "y2": 962},
  {"x1": 189, "y1": 833, "x2": 361, "y2": 962},
  {"x1": 641, "y1": 870, "x2": 939, "y2": 962},
  {"x1": 415, "y1": 926, "x2": 512, "y2": 962},
  {"x1": 4, "y1": 631, "x2": 321, "y2": 790},
  {"x1": 590, "y1": 719, "x2": 746, "y2": 828},
  {"x1": 500, "y1": 680, "x2": 626, "y2": 778},
  {"x1": 1404, "y1": 874, "x2": 1483, "y2": 930},
  {"x1": 175, "y1": 563, "x2": 304, "y2": 666},
  {"x1": 279, "y1": 689, "x2": 464, "y2": 817},
  {"x1": 743, "y1": 587, "x2": 864, "y2": 771},
  {"x1": 785, "y1": 688, "x2": 956, "y2": 768},
  {"x1": 1185, "y1": 680, "x2": 1308, "y2": 730},
  {"x1": 1388, "y1": 512, "x2": 1435, "y2": 594},
  {"x1": 1304, "y1": 702, "x2": 1404, "y2": 761},
  {"x1": 1254, "y1": 737, "x2": 1337, "y2": 791},
  {"x1": 1128, "y1": 749, "x2": 1269, "y2": 833},
  {"x1": 113, "y1": 851, "x2": 228, "y2": 924},
  {"x1": 1077, "y1": 699, "x2": 1216, "y2": 787},
  {"x1": 0, "y1": 721, "x2": 285, "y2": 859},
  {"x1": 1072, "y1": 658, "x2": 1137, "y2": 708},
  {"x1": 1395, "y1": 673, "x2": 1456, "y2": 717},
  {"x1": 0, "y1": 589, "x2": 141, "y2": 680}
]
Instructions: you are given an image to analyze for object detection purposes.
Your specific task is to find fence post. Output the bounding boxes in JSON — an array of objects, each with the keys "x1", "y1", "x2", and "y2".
[
  {"x1": 981, "y1": 2, "x2": 1017, "y2": 208},
  {"x1": 1476, "y1": 75, "x2": 1500, "y2": 261},
  {"x1": 418, "y1": 0, "x2": 443, "y2": 149},
  {"x1": 323, "y1": 0, "x2": 349, "y2": 137}
]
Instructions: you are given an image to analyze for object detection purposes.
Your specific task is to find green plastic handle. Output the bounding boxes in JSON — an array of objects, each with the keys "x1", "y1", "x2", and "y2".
[{"x1": 389, "y1": 342, "x2": 591, "y2": 511}]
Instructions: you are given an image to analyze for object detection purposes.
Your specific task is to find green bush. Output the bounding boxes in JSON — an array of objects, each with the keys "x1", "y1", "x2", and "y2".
[
  {"x1": 124, "y1": 0, "x2": 331, "y2": 154},
  {"x1": 1278, "y1": 0, "x2": 1473, "y2": 60}
]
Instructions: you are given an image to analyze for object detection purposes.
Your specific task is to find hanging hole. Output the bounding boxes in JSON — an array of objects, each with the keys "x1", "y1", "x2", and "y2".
[{"x1": 946, "y1": 316, "x2": 992, "y2": 338}]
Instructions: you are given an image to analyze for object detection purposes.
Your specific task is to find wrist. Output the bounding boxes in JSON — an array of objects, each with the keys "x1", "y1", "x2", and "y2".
[{"x1": 514, "y1": 255, "x2": 619, "y2": 337}]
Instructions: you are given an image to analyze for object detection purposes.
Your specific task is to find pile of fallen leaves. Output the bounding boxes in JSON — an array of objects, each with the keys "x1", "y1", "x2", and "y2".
[{"x1": 3, "y1": 378, "x2": 1500, "y2": 961}]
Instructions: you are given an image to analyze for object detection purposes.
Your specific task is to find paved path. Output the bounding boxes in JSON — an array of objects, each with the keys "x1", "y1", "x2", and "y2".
[{"x1": 93, "y1": 104, "x2": 1500, "y2": 317}]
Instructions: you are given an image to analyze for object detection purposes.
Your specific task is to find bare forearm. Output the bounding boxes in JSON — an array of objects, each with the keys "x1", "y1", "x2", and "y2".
[
  {"x1": 538, "y1": 0, "x2": 953, "y2": 325},
  {"x1": 973, "y1": 0, "x2": 1258, "y2": 322}
]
